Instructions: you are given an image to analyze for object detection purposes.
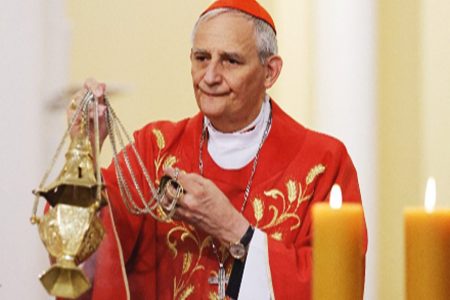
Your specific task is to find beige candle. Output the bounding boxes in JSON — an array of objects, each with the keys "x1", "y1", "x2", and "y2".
[
  {"x1": 313, "y1": 185, "x2": 365, "y2": 300},
  {"x1": 405, "y1": 177, "x2": 450, "y2": 300}
]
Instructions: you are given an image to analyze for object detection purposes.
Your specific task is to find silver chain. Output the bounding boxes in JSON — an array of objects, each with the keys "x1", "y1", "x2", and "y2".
[
  {"x1": 33, "y1": 90, "x2": 170, "y2": 221},
  {"x1": 199, "y1": 107, "x2": 272, "y2": 213},
  {"x1": 104, "y1": 97, "x2": 169, "y2": 220}
]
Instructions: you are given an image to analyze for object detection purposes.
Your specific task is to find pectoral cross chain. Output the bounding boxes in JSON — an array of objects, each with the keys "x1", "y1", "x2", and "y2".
[{"x1": 208, "y1": 263, "x2": 229, "y2": 300}]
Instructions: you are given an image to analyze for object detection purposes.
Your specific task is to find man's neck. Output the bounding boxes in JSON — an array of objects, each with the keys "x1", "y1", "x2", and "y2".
[{"x1": 204, "y1": 96, "x2": 271, "y2": 170}]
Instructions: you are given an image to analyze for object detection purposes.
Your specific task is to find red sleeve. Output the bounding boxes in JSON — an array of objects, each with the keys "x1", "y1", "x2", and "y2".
[
  {"x1": 268, "y1": 142, "x2": 367, "y2": 299},
  {"x1": 88, "y1": 125, "x2": 159, "y2": 300}
]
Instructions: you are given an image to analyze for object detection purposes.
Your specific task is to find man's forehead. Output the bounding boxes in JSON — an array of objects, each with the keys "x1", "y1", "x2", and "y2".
[
  {"x1": 192, "y1": 36, "x2": 256, "y2": 59},
  {"x1": 191, "y1": 12, "x2": 259, "y2": 59},
  {"x1": 193, "y1": 12, "x2": 255, "y2": 43}
]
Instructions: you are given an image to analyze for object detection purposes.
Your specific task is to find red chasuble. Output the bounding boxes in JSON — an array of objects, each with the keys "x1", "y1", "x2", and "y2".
[{"x1": 82, "y1": 100, "x2": 367, "y2": 300}]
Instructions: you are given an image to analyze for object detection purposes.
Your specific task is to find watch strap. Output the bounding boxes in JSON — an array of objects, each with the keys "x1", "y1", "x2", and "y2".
[
  {"x1": 226, "y1": 225, "x2": 255, "y2": 299},
  {"x1": 239, "y1": 225, "x2": 255, "y2": 246}
]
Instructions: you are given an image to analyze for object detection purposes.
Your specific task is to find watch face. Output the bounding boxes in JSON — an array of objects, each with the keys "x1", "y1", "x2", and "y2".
[{"x1": 229, "y1": 243, "x2": 246, "y2": 260}]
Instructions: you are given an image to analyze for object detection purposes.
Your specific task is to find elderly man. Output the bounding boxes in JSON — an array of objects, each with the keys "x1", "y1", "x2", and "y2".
[{"x1": 71, "y1": 0, "x2": 367, "y2": 299}]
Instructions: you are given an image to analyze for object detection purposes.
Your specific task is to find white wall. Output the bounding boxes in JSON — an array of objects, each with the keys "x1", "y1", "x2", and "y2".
[
  {"x1": 313, "y1": 0, "x2": 378, "y2": 299},
  {"x1": 0, "y1": 1, "x2": 69, "y2": 299},
  {"x1": 271, "y1": 1, "x2": 313, "y2": 126},
  {"x1": 422, "y1": 0, "x2": 450, "y2": 206}
]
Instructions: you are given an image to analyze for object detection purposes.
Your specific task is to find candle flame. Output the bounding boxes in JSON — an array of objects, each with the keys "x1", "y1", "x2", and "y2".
[
  {"x1": 424, "y1": 177, "x2": 436, "y2": 213},
  {"x1": 330, "y1": 184, "x2": 342, "y2": 210}
]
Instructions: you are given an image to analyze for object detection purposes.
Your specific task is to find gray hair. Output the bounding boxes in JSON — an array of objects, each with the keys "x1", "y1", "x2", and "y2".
[{"x1": 191, "y1": 8, "x2": 278, "y2": 64}]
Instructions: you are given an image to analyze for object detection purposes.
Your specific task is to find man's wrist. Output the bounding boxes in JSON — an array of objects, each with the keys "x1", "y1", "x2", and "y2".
[
  {"x1": 229, "y1": 225, "x2": 255, "y2": 260},
  {"x1": 224, "y1": 213, "x2": 249, "y2": 244}
]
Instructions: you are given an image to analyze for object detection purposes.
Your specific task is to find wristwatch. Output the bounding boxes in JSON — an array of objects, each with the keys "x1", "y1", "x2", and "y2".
[{"x1": 229, "y1": 225, "x2": 255, "y2": 260}]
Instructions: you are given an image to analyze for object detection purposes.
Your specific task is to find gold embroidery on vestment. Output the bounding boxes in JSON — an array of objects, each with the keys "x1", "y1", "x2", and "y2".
[
  {"x1": 271, "y1": 232, "x2": 283, "y2": 241},
  {"x1": 152, "y1": 128, "x2": 165, "y2": 149},
  {"x1": 253, "y1": 164, "x2": 327, "y2": 236},
  {"x1": 182, "y1": 252, "x2": 193, "y2": 275},
  {"x1": 177, "y1": 284, "x2": 194, "y2": 300},
  {"x1": 151, "y1": 128, "x2": 202, "y2": 299},
  {"x1": 167, "y1": 224, "x2": 212, "y2": 299},
  {"x1": 306, "y1": 164, "x2": 326, "y2": 185},
  {"x1": 252, "y1": 198, "x2": 264, "y2": 222},
  {"x1": 287, "y1": 180, "x2": 298, "y2": 203},
  {"x1": 208, "y1": 291, "x2": 219, "y2": 300},
  {"x1": 153, "y1": 127, "x2": 327, "y2": 299},
  {"x1": 163, "y1": 155, "x2": 177, "y2": 169},
  {"x1": 152, "y1": 129, "x2": 178, "y2": 185}
]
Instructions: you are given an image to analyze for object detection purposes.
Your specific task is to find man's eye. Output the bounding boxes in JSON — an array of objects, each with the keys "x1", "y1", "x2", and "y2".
[
  {"x1": 227, "y1": 58, "x2": 239, "y2": 65},
  {"x1": 195, "y1": 55, "x2": 207, "y2": 62}
]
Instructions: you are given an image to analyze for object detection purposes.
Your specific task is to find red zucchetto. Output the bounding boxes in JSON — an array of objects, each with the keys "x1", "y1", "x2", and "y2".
[{"x1": 201, "y1": 0, "x2": 276, "y2": 34}]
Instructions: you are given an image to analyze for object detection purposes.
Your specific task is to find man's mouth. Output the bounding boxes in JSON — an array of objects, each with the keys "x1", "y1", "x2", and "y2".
[{"x1": 200, "y1": 89, "x2": 229, "y2": 97}]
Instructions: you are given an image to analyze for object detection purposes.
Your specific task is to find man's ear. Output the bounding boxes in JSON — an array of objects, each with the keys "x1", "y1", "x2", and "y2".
[{"x1": 264, "y1": 55, "x2": 283, "y2": 89}]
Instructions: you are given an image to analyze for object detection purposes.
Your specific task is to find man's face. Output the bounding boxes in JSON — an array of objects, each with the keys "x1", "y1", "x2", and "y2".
[{"x1": 191, "y1": 12, "x2": 267, "y2": 133}]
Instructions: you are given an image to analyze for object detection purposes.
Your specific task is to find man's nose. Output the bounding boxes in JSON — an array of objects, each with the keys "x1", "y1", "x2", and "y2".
[{"x1": 203, "y1": 60, "x2": 222, "y2": 85}]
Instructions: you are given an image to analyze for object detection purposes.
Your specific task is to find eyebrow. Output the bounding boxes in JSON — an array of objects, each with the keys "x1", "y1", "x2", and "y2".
[
  {"x1": 221, "y1": 52, "x2": 243, "y2": 62},
  {"x1": 191, "y1": 48, "x2": 208, "y2": 55},
  {"x1": 191, "y1": 48, "x2": 244, "y2": 62}
]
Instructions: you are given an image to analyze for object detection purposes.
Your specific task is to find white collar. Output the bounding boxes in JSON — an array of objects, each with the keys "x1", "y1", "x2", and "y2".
[{"x1": 204, "y1": 95, "x2": 271, "y2": 170}]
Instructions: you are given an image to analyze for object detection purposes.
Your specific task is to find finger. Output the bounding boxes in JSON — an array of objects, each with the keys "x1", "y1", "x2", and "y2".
[
  {"x1": 163, "y1": 167, "x2": 180, "y2": 180},
  {"x1": 84, "y1": 78, "x2": 107, "y2": 101},
  {"x1": 69, "y1": 88, "x2": 87, "y2": 109},
  {"x1": 84, "y1": 78, "x2": 99, "y2": 91},
  {"x1": 164, "y1": 167, "x2": 204, "y2": 189},
  {"x1": 159, "y1": 193, "x2": 176, "y2": 211},
  {"x1": 87, "y1": 102, "x2": 108, "y2": 120},
  {"x1": 165, "y1": 182, "x2": 183, "y2": 201},
  {"x1": 94, "y1": 83, "x2": 106, "y2": 99},
  {"x1": 174, "y1": 190, "x2": 190, "y2": 209},
  {"x1": 98, "y1": 104, "x2": 107, "y2": 117},
  {"x1": 163, "y1": 168, "x2": 190, "y2": 196},
  {"x1": 173, "y1": 205, "x2": 192, "y2": 222},
  {"x1": 180, "y1": 173, "x2": 208, "y2": 197},
  {"x1": 67, "y1": 88, "x2": 87, "y2": 126},
  {"x1": 163, "y1": 167, "x2": 188, "y2": 191}
]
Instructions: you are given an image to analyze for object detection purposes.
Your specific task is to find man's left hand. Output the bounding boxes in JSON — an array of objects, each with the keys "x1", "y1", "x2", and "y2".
[{"x1": 164, "y1": 167, "x2": 249, "y2": 244}]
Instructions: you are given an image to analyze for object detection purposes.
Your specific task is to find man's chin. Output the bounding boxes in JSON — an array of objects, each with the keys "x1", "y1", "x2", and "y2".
[
  {"x1": 198, "y1": 102, "x2": 224, "y2": 118},
  {"x1": 200, "y1": 108, "x2": 223, "y2": 119}
]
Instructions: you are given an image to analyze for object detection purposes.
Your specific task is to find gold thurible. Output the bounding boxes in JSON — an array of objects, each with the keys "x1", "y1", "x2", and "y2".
[
  {"x1": 31, "y1": 89, "x2": 186, "y2": 298},
  {"x1": 32, "y1": 91, "x2": 105, "y2": 299}
]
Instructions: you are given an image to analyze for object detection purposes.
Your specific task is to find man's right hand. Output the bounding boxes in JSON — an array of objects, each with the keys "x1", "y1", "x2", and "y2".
[{"x1": 67, "y1": 78, "x2": 109, "y2": 151}]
